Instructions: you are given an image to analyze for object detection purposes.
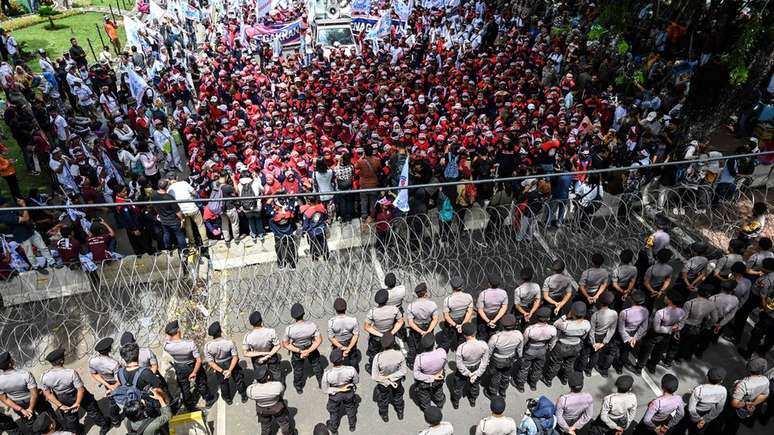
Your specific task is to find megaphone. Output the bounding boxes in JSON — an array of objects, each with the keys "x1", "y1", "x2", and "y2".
[{"x1": 327, "y1": 4, "x2": 340, "y2": 18}]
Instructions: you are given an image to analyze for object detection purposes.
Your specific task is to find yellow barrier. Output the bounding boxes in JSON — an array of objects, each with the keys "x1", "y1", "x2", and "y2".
[{"x1": 169, "y1": 410, "x2": 211, "y2": 435}]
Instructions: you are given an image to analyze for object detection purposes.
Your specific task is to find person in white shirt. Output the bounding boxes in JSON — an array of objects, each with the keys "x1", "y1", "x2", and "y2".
[
  {"x1": 71, "y1": 82, "x2": 98, "y2": 118},
  {"x1": 50, "y1": 109, "x2": 70, "y2": 145},
  {"x1": 38, "y1": 50, "x2": 55, "y2": 73},
  {"x1": 151, "y1": 119, "x2": 182, "y2": 172},
  {"x1": 98, "y1": 86, "x2": 119, "y2": 118},
  {"x1": 168, "y1": 174, "x2": 207, "y2": 246}
]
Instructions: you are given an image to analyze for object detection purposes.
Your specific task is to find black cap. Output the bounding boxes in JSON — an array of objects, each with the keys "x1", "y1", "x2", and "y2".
[
  {"x1": 551, "y1": 259, "x2": 565, "y2": 272},
  {"x1": 535, "y1": 306, "x2": 551, "y2": 321},
  {"x1": 490, "y1": 396, "x2": 506, "y2": 414},
  {"x1": 450, "y1": 276, "x2": 464, "y2": 289},
  {"x1": 165, "y1": 320, "x2": 180, "y2": 335},
  {"x1": 0, "y1": 351, "x2": 10, "y2": 370},
  {"x1": 763, "y1": 258, "x2": 774, "y2": 272},
  {"x1": 208, "y1": 321, "x2": 222, "y2": 337},
  {"x1": 661, "y1": 373, "x2": 679, "y2": 393},
  {"x1": 381, "y1": 332, "x2": 395, "y2": 350},
  {"x1": 32, "y1": 413, "x2": 54, "y2": 433},
  {"x1": 666, "y1": 288, "x2": 684, "y2": 305},
  {"x1": 630, "y1": 290, "x2": 646, "y2": 305},
  {"x1": 570, "y1": 301, "x2": 587, "y2": 317},
  {"x1": 599, "y1": 292, "x2": 615, "y2": 306},
  {"x1": 329, "y1": 348, "x2": 344, "y2": 365},
  {"x1": 384, "y1": 272, "x2": 396, "y2": 287},
  {"x1": 461, "y1": 322, "x2": 476, "y2": 337},
  {"x1": 290, "y1": 303, "x2": 305, "y2": 320},
  {"x1": 313, "y1": 423, "x2": 330, "y2": 435},
  {"x1": 254, "y1": 364, "x2": 269, "y2": 382},
  {"x1": 45, "y1": 348, "x2": 65, "y2": 364},
  {"x1": 333, "y1": 298, "x2": 347, "y2": 312},
  {"x1": 414, "y1": 282, "x2": 428, "y2": 295},
  {"x1": 249, "y1": 311, "x2": 262, "y2": 326},
  {"x1": 615, "y1": 375, "x2": 634, "y2": 391},
  {"x1": 120, "y1": 331, "x2": 136, "y2": 346},
  {"x1": 707, "y1": 367, "x2": 726, "y2": 383},
  {"x1": 424, "y1": 406, "x2": 443, "y2": 425},
  {"x1": 374, "y1": 289, "x2": 389, "y2": 305},
  {"x1": 691, "y1": 241, "x2": 708, "y2": 254},
  {"x1": 95, "y1": 337, "x2": 113, "y2": 353},
  {"x1": 421, "y1": 333, "x2": 436, "y2": 351},
  {"x1": 568, "y1": 371, "x2": 584, "y2": 389},
  {"x1": 500, "y1": 314, "x2": 516, "y2": 329},
  {"x1": 720, "y1": 279, "x2": 737, "y2": 291}
]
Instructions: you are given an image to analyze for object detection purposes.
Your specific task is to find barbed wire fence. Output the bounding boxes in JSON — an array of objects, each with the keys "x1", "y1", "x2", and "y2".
[{"x1": 0, "y1": 166, "x2": 772, "y2": 368}]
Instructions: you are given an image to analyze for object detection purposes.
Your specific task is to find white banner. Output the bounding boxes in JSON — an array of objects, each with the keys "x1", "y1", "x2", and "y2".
[
  {"x1": 256, "y1": 0, "x2": 272, "y2": 18},
  {"x1": 124, "y1": 16, "x2": 144, "y2": 49},
  {"x1": 127, "y1": 69, "x2": 149, "y2": 108},
  {"x1": 393, "y1": 0, "x2": 412, "y2": 22},
  {"x1": 394, "y1": 157, "x2": 410, "y2": 212},
  {"x1": 365, "y1": 8, "x2": 391, "y2": 40},
  {"x1": 149, "y1": 0, "x2": 166, "y2": 20}
]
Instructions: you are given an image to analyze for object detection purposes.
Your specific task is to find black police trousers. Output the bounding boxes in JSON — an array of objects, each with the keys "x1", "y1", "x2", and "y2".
[
  {"x1": 414, "y1": 379, "x2": 445, "y2": 411},
  {"x1": 290, "y1": 349, "x2": 323, "y2": 392},
  {"x1": 375, "y1": 380, "x2": 405, "y2": 418},
  {"x1": 0, "y1": 398, "x2": 53, "y2": 434},
  {"x1": 174, "y1": 362, "x2": 215, "y2": 412},
  {"x1": 637, "y1": 331, "x2": 679, "y2": 370},
  {"x1": 256, "y1": 401, "x2": 292, "y2": 435},
  {"x1": 576, "y1": 335, "x2": 618, "y2": 375},
  {"x1": 488, "y1": 356, "x2": 515, "y2": 397},
  {"x1": 747, "y1": 315, "x2": 774, "y2": 356},
  {"x1": 213, "y1": 360, "x2": 247, "y2": 403},
  {"x1": 544, "y1": 342, "x2": 582, "y2": 383},
  {"x1": 451, "y1": 365, "x2": 481, "y2": 404},
  {"x1": 438, "y1": 320, "x2": 465, "y2": 352},
  {"x1": 365, "y1": 335, "x2": 382, "y2": 372},
  {"x1": 515, "y1": 350, "x2": 547, "y2": 387},
  {"x1": 251, "y1": 354, "x2": 283, "y2": 384},
  {"x1": 678, "y1": 324, "x2": 713, "y2": 361},
  {"x1": 55, "y1": 389, "x2": 109, "y2": 434},
  {"x1": 338, "y1": 339, "x2": 362, "y2": 373},
  {"x1": 326, "y1": 390, "x2": 357, "y2": 432},
  {"x1": 406, "y1": 323, "x2": 430, "y2": 368}
]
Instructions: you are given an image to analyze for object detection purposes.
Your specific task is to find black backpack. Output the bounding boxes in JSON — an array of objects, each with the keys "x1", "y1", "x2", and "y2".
[{"x1": 240, "y1": 182, "x2": 258, "y2": 212}]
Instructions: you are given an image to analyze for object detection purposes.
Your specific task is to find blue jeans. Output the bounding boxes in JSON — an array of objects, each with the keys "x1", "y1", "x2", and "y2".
[
  {"x1": 245, "y1": 212, "x2": 264, "y2": 238},
  {"x1": 547, "y1": 199, "x2": 568, "y2": 226},
  {"x1": 162, "y1": 222, "x2": 187, "y2": 251}
]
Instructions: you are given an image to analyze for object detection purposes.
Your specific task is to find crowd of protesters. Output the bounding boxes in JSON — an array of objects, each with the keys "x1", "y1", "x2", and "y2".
[{"x1": 0, "y1": 0, "x2": 769, "y2": 273}]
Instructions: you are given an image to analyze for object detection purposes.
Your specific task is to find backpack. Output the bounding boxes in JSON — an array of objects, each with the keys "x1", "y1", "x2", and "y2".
[
  {"x1": 438, "y1": 194, "x2": 454, "y2": 223},
  {"x1": 443, "y1": 153, "x2": 460, "y2": 180},
  {"x1": 240, "y1": 182, "x2": 258, "y2": 212},
  {"x1": 112, "y1": 367, "x2": 147, "y2": 409},
  {"x1": 206, "y1": 185, "x2": 223, "y2": 215}
]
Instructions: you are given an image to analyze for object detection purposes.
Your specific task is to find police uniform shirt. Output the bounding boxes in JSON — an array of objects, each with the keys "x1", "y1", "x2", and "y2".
[
  {"x1": 523, "y1": 323, "x2": 558, "y2": 355},
  {"x1": 652, "y1": 306, "x2": 686, "y2": 335},
  {"x1": 138, "y1": 347, "x2": 159, "y2": 368},
  {"x1": 321, "y1": 365, "x2": 359, "y2": 395},
  {"x1": 283, "y1": 321, "x2": 321, "y2": 349},
  {"x1": 488, "y1": 330, "x2": 524, "y2": 359},
  {"x1": 683, "y1": 256, "x2": 709, "y2": 280},
  {"x1": 643, "y1": 395, "x2": 685, "y2": 428},
  {"x1": 716, "y1": 253, "x2": 744, "y2": 277},
  {"x1": 600, "y1": 392, "x2": 637, "y2": 430},
  {"x1": 413, "y1": 348, "x2": 447, "y2": 383},
  {"x1": 443, "y1": 292, "x2": 473, "y2": 322},
  {"x1": 590, "y1": 308, "x2": 619, "y2": 345},
  {"x1": 88, "y1": 354, "x2": 121, "y2": 384},
  {"x1": 475, "y1": 415, "x2": 517, "y2": 435},
  {"x1": 753, "y1": 271, "x2": 774, "y2": 297},
  {"x1": 746, "y1": 250, "x2": 774, "y2": 271},
  {"x1": 246, "y1": 381, "x2": 284, "y2": 408},
  {"x1": 732, "y1": 375, "x2": 770, "y2": 403},
  {"x1": 709, "y1": 293, "x2": 739, "y2": 327},
  {"x1": 328, "y1": 315, "x2": 360, "y2": 344},
  {"x1": 553, "y1": 317, "x2": 591, "y2": 346},
  {"x1": 371, "y1": 349, "x2": 406, "y2": 385},
  {"x1": 408, "y1": 299, "x2": 439, "y2": 326},
  {"x1": 579, "y1": 267, "x2": 610, "y2": 295},
  {"x1": 688, "y1": 384, "x2": 727, "y2": 423},
  {"x1": 735, "y1": 276, "x2": 752, "y2": 305},
  {"x1": 387, "y1": 285, "x2": 407, "y2": 309},
  {"x1": 477, "y1": 287, "x2": 508, "y2": 317},
  {"x1": 163, "y1": 339, "x2": 200, "y2": 364},
  {"x1": 0, "y1": 369, "x2": 37, "y2": 402},
  {"x1": 456, "y1": 339, "x2": 490, "y2": 377},
  {"x1": 682, "y1": 298, "x2": 716, "y2": 327},
  {"x1": 648, "y1": 230, "x2": 670, "y2": 254},
  {"x1": 418, "y1": 422, "x2": 454, "y2": 435},
  {"x1": 556, "y1": 391, "x2": 594, "y2": 431},
  {"x1": 618, "y1": 305, "x2": 649, "y2": 341},
  {"x1": 243, "y1": 327, "x2": 280, "y2": 353},
  {"x1": 543, "y1": 273, "x2": 573, "y2": 301},
  {"x1": 204, "y1": 337, "x2": 238, "y2": 364},
  {"x1": 367, "y1": 305, "x2": 402, "y2": 334},
  {"x1": 612, "y1": 264, "x2": 638, "y2": 289},
  {"x1": 513, "y1": 282, "x2": 541, "y2": 308},
  {"x1": 645, "y1": 263, "x2": 673, "y2": 288},
  {"x1": 41, "y1": 368, "x2": 83, "y2": 397}
]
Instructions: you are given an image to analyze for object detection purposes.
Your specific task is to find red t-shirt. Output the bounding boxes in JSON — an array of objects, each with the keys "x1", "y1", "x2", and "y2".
[
  {"x1": 56, "y1": 238, "x2": 81, "y2": 265},
  {"x1": 87, "y1": 235, "x2": 112, "y2": 262}
]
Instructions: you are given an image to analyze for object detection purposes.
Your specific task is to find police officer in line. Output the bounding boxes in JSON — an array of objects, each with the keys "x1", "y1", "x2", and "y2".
[
  {"x1": 643, "y1": 249, "x2": 674, "y2": 309},
  {"x1": 0, "y1": 351, "x2": 52, "y2": 434},
  {"x1": 726, "y1": 357, "x2": 769, "y2": 434},
  {"x1": 476, "y1": 275, "x2": 509, "y2": 341},
  {"x1": 119, "y1": 331, "x2": 164, "y2": 389},
  {"x1": 413, "y1": 333, "x2": 447, "y2": 412},
  {"x1": 205, "y1": 321, "x2": 248, "y2": 404},
  {"x1": 475, "y1": 396, "x2": 517, "y2": 435},
  {"x1": 418, "y1": 406, "x2": 454, "y2": 435},
  {"x1": 745, "y1": 237, "x2": 773, "y2": 276},
  {"x1": 328, "y1": 298, "x2": 361, "y2": 372},
  {"x1": 590, "y1": 375, "x2": 637, "y2": 435},
  {"x1": 512, "y1": 267, "x2": 542, "y2": 329},
  {"x1": 406, "y1": 283, "x2": 440, "y2": 368},
  {"x1": 515, "y1": 306, "x2": 556, "y2": 392},
  {"x1": 578, "y1": 253, "x2": 610, "y2": 306},
  {"x1": 634, "y1": 289, "x2": 686, "y2": 374},
  {"x1": 544, "y1": 301, "x2": 591, "y2": 387},
  {"x1": 246, "y1": 364, "x2": 295, "y2": 435},
  {"x1": 371, "y1": 332, "x2": 406, "y2": 422},
  {"x1": 364, "y1": 289, "x2": 404, "y2": 373},
  {"x1": 451, "y1": 323, "x2": 489, "y2": 409},
  {"x1": 486, "y1": 313, "x2": 523, "y2": 398},
  {"x1": 577, "y1": 292, "x2": 618, "y2": 377},
  {"x1": 732, "y1": 258, "x2": 772, "y2": 343},
  {"x1": 680, "y1": 242, "x2": 710, "y2": 295},
  {"x1": 611, "y1": 249, "x2": 638, "y2": 310},
  {"x1": 40, "y1": 348, "x2": 112, "y2": 435},
  {"x1": 742, "y1": 258, "x2": 774, "y2": 358},
  {"x1": 163, "y1": 319, "x2": 217, "y2": 411},
  {"x1": 384, "y1": 272, "x2": 407, "y2": 314},
  {"x1": 87, "y1": 337, "x2": 122, "y2": 426},
  {"x1": 542, "y1": 260, "x2": 574, "y2": 318},
  {"x1": 243, "y1": 310, "x2": 283, "y2": 383},
  {"x1": 634, "y1": 374, "x2": 684, "y2": 435},
  {"x1": 615, "y1": 290, "x2": 650, "y2": 374},
  {"x1": 322, "y1": 348, "x2": 359, "y2": 435},
  {"x1": 678, "y1": 284, "x2": 716, "y2": 361},
  {"x1": 440, "y1": 276, "x2": 474, "y2": 352},
  {"x1": 680, "y1": 367, "x2": 727, "y2": 435},
  {"x1": 555, "y1": 371, "x2": 594, "y2": 435},
  {"x1": 282, "y1": 303, "x2": 324, "y2": 394},
  {"x1": 710, "y1": 279, "x2": 740, "y2": 337}
]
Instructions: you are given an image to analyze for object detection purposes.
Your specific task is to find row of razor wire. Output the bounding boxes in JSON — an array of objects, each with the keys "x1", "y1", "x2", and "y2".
[{"x1": 0, "y1": 173, "x2": 770, "y2": 368}]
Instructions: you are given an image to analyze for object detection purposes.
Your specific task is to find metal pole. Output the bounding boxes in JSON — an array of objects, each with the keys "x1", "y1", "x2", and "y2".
[
  {"x1": 116, "y1": 0, "x2": 121, "y2": 14},
  {"x1": 109, "y1": 5, "x2": 117, "y2": 23},
  {"x1": 86, "y1": 38, "x2": 98, "y2": 63},
  {"x1": 95, "y1": 24, "x2": 107, "y2": 50}
]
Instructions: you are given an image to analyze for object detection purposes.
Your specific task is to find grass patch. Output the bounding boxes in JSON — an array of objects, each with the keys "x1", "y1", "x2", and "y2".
[
  {"x1": 0, "y1": 123, "x2": 49, "y2": 197},
  {"x1": 73, "y1": 0, "x2": 136, "y2": 10}
]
